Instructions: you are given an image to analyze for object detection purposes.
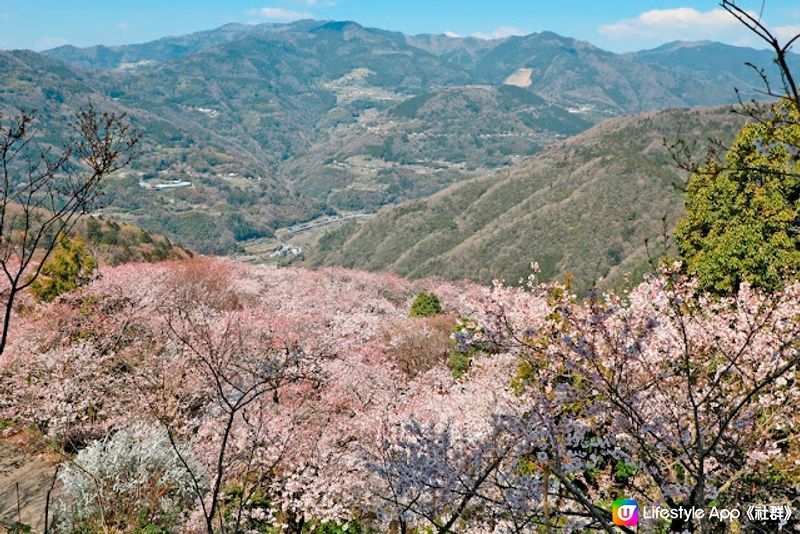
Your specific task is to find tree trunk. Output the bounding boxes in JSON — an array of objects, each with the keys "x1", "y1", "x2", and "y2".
[{"x1": 0, "y1": 287, "x2": 17, "y2": 355}]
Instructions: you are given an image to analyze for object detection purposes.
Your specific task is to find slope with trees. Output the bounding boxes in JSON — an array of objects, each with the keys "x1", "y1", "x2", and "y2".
[
  {"x1": 0, "y1": 19, "x2": 790, "y2": 256},
  {"x1": 304, "y1": 105, "x2": 748, "y2": 294}
]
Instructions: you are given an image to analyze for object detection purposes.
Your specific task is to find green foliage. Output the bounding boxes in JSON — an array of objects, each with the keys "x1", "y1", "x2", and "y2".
[
  {"x1": 448, "y1": 317, "x2": 486, "y2": 378},
  {"x1": 675, "y1": 99, "x2": 800, "y2": 295},
  {"x1": 85, "y1": 217, "x2": 103, "y2": 244},
  {"x1": 448, "y1": 350, "x2": 473, "y2": 379},
  {"x1": 614, "y1": 459, "x2": 637, "y2": 481},
  {"x1": 409, "y1": 290, "x2": 442, "y2": 317},
  {"x1": 389, "y1": 92, "x2": 436, "y2": 119},
  {"x1": 3, "y1": 522, "x2": 32, "y2": 534},
  {"x1": 30, "y1": 236, "x2": 97, "y2": 303},
  {"x1": 227, "y1": 214, "x2": 273, "y2": 242}
]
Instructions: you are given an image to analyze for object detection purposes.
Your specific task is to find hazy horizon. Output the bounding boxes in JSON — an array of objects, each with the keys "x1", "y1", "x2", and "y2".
[{"x1": 2, "y1": 0, "x2": 799, "y2": 53}]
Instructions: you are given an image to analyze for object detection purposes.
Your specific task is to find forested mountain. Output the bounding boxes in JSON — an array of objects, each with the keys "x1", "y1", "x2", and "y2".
[
  {"x1": 43, "y1": 21, "x2": 320, "y2": 70},
  {"x1": 304, "y1": 106, "x2": 748, "y2": 294},
  {"x1": 0, "y1": 20, "x2": 794, "y2": 262},
  {"x1": 0, "y1": 48, "x2": 322, "y2": 254}
]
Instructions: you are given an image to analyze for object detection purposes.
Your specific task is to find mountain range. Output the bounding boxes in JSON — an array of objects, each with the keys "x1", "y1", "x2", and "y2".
[
  {"x1": 304, "y1": 105, "x2": 747, "y2": 294},
  {"x1": 1, "y1": 19, "x2": 796, "y2": 283}
]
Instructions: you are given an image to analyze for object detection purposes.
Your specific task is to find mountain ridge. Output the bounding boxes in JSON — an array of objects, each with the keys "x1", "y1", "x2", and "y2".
[
  {"x1": 0, "y1": 19, "x2": 793, "y2": 263},
  {"x1": 303, "y1": 104, "x2": 749, "y2": 293}
]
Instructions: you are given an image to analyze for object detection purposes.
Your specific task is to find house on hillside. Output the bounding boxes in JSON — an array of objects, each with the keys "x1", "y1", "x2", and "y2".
[{"x1": 139, "y1": 179, "x2": 193, "y2": 191}]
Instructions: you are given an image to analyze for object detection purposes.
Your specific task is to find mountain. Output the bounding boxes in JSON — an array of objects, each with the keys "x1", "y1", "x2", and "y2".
[
  {"x1": 0, "y1": 49, "x2": 322, "y2": 254},
  {"x1": 41, "y1": 23, "x2": 797, "y2": 125},
  {"x1": 465, "y1": 31, "x2": 686, "y2": 116},
  {"x1": 0, "y1": 21, "x2": 792, "y2": 258},
  {"x1": 404, "y1": 33, "x2": 501, "y2": 69},
  {"x1": 281, "y1": 84, "x2": 591, "y2": 211},
  {"x1": 632, "y1": 40, "x2": 793, "y2": 75},
  {"x1": 302, "y1": 105, "x2": 749, "y2": 294},
  {"x1": 103, "y1": 20, "x2": 473, "y2": 168},
  {"x1": 449, "y1": 33, "x2": 798, "y2": 118},
  {"x1": 42, "y1": 21, "x2": 319, "y2": 70},
  {"x1": 632, "y1": 40, "x2": 800, "y2": 102}
]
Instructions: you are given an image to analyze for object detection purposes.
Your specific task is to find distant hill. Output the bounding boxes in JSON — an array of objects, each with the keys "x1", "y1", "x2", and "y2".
[
  {"x1": 281, "y1": 84, "x2": 591, "y2": 211},
  {"x1": 0, "y1": 48, "x2": 322, "y2": 254},
  {"x1": 42, "y1": 21, "x2": 320, "y2": 71},
  {"x1": 0, "y1": 21, "x2": 792, "y2": 256},
  {"x1": 444, "y1": 33, "x2": 799, "y2": 118},
  {"x1": 303, "y1": 106, "x2": 749, "y2": 294},
  {"x1": 630, "y1": 40, "x2": 799, "y2": 103}
]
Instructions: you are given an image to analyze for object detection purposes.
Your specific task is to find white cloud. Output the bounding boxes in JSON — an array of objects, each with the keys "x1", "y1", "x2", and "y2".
[
  {"x1": 252, "y1": 7, "x2": 313, "y2": 21},
  {"x1": 443, "y1": 30, "x2": 462, "y2": 38},
  {"x1": 472, "y1": 26, "x2": 528, "y2": 40},
  {"x1": 599, "y1": 8, "x2": 744, "y2": 41},
  {"x1": 775, "y1": 25, "x2": 800, "y2": 46},
  {"x1": 595, "y1": 7, "x2": 800, "y2": 50}
]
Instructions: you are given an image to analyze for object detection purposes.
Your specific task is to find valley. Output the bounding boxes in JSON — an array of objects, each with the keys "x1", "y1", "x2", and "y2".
[{"x1": 2, "y1": 18, "x2": 797, "y2": 286}]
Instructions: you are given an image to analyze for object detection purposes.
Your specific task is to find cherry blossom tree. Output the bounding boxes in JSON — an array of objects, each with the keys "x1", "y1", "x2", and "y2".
[
  {"x1": 465, "y1": 269, "x2": 800, "y2": 533},
  {"x1": 0, "y1": 106, "x2": 139, "y2": 354},
  {"x1": 132, "y1": 259, "x2": 328, "y2": 533},
  {"x1": 4, "y1": 256, "x2": 798, "y2": 533}
]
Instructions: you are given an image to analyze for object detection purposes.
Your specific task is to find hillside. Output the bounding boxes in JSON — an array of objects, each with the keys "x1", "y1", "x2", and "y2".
[
  {"x1": 2, "y1": 256, "x2": 797, "y2": 532},
  {"x1": 304, "y1": 105, "x2": 749, "y2": 294},
  {"x1": 0, "y1": 21, "x2": 793, "y2": 255},
  {"x1": 0, "y1": 49, "x2": 322, "y2": 255},
  {"x1": 281, "y1": 84, "x2": 591, "y2": 211},
  {"x1": 73, "y1": 216, "x2": 191, "y2": 266}
]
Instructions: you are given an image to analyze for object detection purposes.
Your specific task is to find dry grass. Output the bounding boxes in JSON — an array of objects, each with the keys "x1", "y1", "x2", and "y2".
[{"x1": 384, "y1": 313, "x2": 456, "y2": 379}]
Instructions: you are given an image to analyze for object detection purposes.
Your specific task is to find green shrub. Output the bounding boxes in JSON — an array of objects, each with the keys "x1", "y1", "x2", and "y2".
[
  {"x1": 408, "y1": 290, "x2": 442, "y2": 317},
  {"x1": 448, "y1": 350, "x2": 473, "y2": 379},
  {"x1": 30, "y1": 235, "x2": 97, "y2": 303},
  {"x1": 448, "y1": 317, "x2": 484, "y2": 378}
]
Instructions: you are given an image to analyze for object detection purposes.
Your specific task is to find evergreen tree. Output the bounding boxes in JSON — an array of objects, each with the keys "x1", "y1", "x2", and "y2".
[
  {"x1": 409, "y1": 290, "x2": 442, "y2": 317},
  {"x1": 675, "y1": 99, "x2": 800, "y2": 295}
]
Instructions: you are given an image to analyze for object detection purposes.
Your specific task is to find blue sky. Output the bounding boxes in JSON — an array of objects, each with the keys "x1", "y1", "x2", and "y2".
[{"x1": 1, "y1": 0, "x2": 799, "y2": 52}]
